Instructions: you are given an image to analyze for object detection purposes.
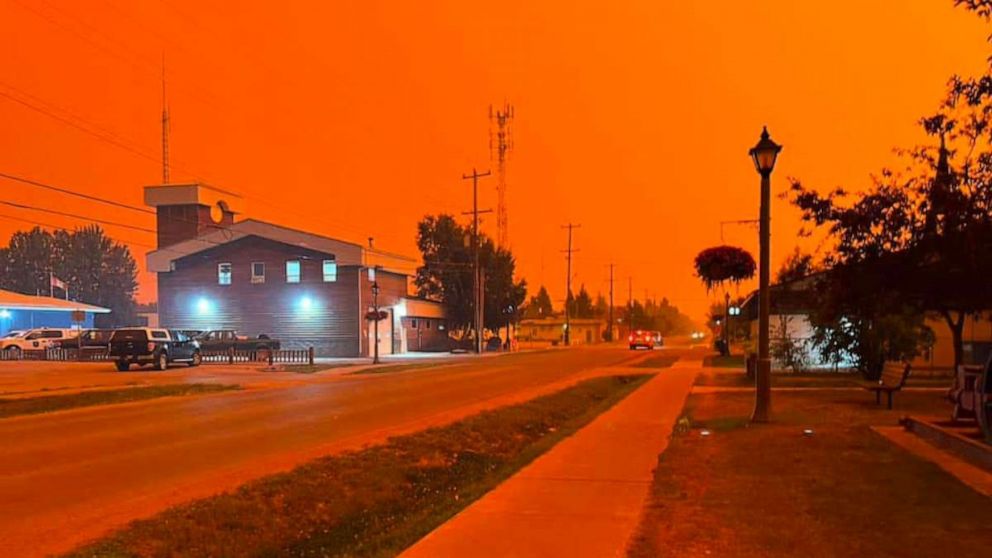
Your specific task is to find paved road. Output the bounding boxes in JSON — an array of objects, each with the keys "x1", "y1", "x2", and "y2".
[{"x1": 0, "y1": 346, "x2": 647, "y2": 557}]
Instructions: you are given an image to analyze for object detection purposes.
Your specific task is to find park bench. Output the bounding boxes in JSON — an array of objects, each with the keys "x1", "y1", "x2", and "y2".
[{"x1": 864, "y1": 362, "x2": 911, "y2": 410}]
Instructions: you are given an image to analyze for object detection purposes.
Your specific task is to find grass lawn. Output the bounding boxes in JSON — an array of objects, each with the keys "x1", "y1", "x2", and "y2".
[
  {"x1": 67, "y1": 374, "x2": 651, "y2": 558},
  {"x1": 0, "y1": 384, "x2": 238, "y2": 419},
  {"x1": 702, "y1": 354, "x2": 745, "y2": 368},
  {"x1": 628, "y1": 389, "x2": 990, "y2": 558},
  {"x1": 634, "y1": 355, "x2": 680, "y2": 369}
]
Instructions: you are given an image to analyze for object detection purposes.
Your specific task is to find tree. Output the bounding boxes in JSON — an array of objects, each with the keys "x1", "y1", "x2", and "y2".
[
  {"x1": 523, "y1": 286, "x2": 554, "y2": 318},
  {"x1": 776, "y1": 248, "x2": 815, "y2": 283},
  {"x1": 571, "y1": 285, "x2": 594, "y2": 318},
  {"x1": 593, "y1": 293, "x2": 608, "y2": 319},
  {"x1": 786, "y1": 74, "x2": 992, "y2": 373},
  {"x1": 415, "y1": 214, "x2": 527, "y2": 339},
  {"x1": 0, "y1": 227, "x2": 55, "y2": 295},
  {"x1": 0, "y1": 225, "x2": 138, "y2": 327},
  {"x1": 415, "y1": 215, "x2": 473, "y2": 333},
  {"x1": 694, "y1": 246, "x2": 756, "y2": 291}
]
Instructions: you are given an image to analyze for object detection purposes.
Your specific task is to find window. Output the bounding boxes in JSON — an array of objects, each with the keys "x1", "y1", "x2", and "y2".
[
  {"x1": 286, "y1": 260, "x2": 301, "y2": 283},
  {"x1": 151, "y1": 330, "x2": 168, "y2": 339},
  {"x1": 251, "y1": 262, "x2": 266, "y2": 284},
  {"x1": 411, "y1": 319, "x2": 418, "y2": 329},
  {"x1": 322, "y1": 259, "x2": 337, "y2": 282},
  {"x1": 218, "y1": 262, "x2": 232, "y2": 285},
  {"x1": 426, "y1": 320, "x2": 431, "y2": 330}
]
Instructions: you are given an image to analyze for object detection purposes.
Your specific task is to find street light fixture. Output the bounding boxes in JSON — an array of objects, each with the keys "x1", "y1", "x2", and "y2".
[{"x1": 749, "y1": 126, "x2": 782, "y2": 423}]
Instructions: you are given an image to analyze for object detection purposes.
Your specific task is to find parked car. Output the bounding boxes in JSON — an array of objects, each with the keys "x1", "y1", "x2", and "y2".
[
  {"x1": 109, "y1": 328, "x2": 201, "y2": 371},
  {"x1": 651, "y1": 330, "x2": 665, "y2": 347},
  {"x1": 628, "y1": 330, "x2": 662, "y2": 350},
  {"x1": 194, "y1": 330, "x2": 280, "y2": 352},
  {"x1": 0, "y1": 328, "x2": 80, "y2": 357},
  {"x1": 52, "y1": 329, "x2": 114, "y2": 352}
]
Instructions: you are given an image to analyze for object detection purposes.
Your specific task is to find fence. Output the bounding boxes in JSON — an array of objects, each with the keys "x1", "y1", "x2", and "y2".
[
  {"x1": 0, "y1": 347, "x2": 315, "y2": 366},
  {"x1": 201, "y1": 348, "x2": 314, "y2": 365}
]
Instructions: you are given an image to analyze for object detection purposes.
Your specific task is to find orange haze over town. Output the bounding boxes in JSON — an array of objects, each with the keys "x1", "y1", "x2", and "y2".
[{"x1": 1, "y1": 1, "x2": 989, "y2": 320}]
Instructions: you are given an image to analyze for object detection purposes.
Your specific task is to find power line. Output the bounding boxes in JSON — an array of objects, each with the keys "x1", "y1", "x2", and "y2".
[
  {"x1": 0, "y1": 172, "x2": 154, "y2": 215},
  {"x1": 0, "y1": 200, "x2": 156, "y2": 234}
]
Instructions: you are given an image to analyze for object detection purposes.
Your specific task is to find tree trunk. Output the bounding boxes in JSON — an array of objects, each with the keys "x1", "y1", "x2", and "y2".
[{"x1": 941, "y1": 310, "x2": 966, "y2": 372}]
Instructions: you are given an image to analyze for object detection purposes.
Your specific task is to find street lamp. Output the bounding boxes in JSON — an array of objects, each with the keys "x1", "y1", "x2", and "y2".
[
  {"x1": 371, "y1": 281, "x2": 381, "y2": 364},
  {"x1": 749, "y1": 126, "x2": 782, "y2": 423}
]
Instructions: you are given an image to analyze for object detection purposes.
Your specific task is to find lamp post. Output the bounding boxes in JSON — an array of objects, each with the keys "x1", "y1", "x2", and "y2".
[
  {"x1": 371, "y1": 281, "x2": 381, "y2": 365},
  {"x1": 749, "y1": 126, "x2": 782, "y2": 423},
  {"x1": 723, "y1": 291, "x2": 731, "y2": 355}
]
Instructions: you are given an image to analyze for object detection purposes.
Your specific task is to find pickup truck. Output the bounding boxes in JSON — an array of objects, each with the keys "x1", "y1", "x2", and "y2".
[
  {"x1": 109, "y1": 328, "x2": 201, "y2": 371},
  {"x1": 194, "y1": 330, "x2": 280, "y2": 352}
]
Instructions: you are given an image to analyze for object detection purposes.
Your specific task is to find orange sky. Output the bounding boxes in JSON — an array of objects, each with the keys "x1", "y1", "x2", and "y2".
[{"x1": 0, "y1": 1, "x2": 989, "y2": 320}]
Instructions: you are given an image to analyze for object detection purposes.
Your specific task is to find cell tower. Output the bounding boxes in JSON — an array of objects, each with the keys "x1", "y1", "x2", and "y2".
[
  {"x1": 161, "y1": 54, "x2": 170, "y2": 184},
  {"x1": 489, "y1": 102, "x2": 514, "y2": 248}
]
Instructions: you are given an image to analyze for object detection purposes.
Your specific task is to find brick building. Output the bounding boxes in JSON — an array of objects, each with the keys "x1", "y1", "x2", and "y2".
[{"x1": 144, "y1": 183, "x2": 444, "y2": 357}]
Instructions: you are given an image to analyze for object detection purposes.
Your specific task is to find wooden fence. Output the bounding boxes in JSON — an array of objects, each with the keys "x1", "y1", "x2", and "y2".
[{"x1": 0, "y1": 347, "x2": 315, "y2": 366}]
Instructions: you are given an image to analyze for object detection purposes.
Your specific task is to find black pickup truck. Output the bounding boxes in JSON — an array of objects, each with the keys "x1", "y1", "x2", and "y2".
[
  {"x1": 194, "y1": 330, "x2": 280, "y2": 352},
  {"x1": 109, "y1": 328, "x2": 201, "y2": 371}
]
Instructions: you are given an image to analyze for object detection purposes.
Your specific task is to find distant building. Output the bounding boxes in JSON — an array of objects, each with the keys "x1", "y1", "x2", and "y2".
[
  {"x1": 739, "y1": 275, "x2": 991, "y2": 372},
  {"x1": 519, "y1": 317, "x2": 606, "y2": 345},
  {"x1": 135, "y1": 302, "x2": 159, "y2": 328},
  {"x1": 0, "y1": 289, "x2": 110, "y2": 336},
  {"x1": 144, "y1": 183, "x2": 444, "y2": 357}
]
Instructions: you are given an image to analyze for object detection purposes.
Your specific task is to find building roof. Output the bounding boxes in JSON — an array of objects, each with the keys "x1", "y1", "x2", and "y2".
[
  {"x1": 0, "y1": 289, "x2": 111, "y2": 313},
  {"x1": 146, "y1": 219, "x2": 417, "y2": 274},
  {"x1": 402, "y1": 297, "x2": 445, "y2": 319},
  {"x1": 739, "y1": 273, "x2": 823, "y2": 320}
]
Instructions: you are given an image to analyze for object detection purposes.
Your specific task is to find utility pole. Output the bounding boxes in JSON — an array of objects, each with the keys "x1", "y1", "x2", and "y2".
[
  {"x1": 607, "y1": 263, "x2": 615, "y2": 342},
  {"x1": 628, "y1": 276, "x2": 633, "y2": 335},
  {"x1": 561, "y1": 223, "x2": 580, "y2": 346},
  {"x1": 462, "y1": 168, "x2": 492, "y2": 354}
]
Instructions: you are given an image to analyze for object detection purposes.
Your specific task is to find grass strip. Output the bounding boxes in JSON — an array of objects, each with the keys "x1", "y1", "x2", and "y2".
[
  {"x1": 634, "y1": 355, "x2": 680, "y2": 368},
  {"x1": 0, "y1": 384, "x2": 238, "y2": 419},
  {"x1": 350, "y1": 361, "x2": 456, "y2": 375},
  {"x1": 67, "y1": 374, "x2": 651, "y2": 558},
  {"x1": 702, "y1": 354, "x2": 745, "y2": 368}
]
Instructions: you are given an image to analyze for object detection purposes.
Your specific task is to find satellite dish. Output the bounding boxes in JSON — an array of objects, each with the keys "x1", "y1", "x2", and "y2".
[{"x1": 210, "y1": 201, "x2": 228, "y2": 224}]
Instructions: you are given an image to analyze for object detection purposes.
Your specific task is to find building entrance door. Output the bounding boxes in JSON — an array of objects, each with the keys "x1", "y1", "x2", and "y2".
[{"x1": 367, "y1": 317, "x2": 392, "y2": 357}]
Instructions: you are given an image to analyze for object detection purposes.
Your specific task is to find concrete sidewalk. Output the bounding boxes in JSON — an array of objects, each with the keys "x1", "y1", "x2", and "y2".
[{"x1": 401, "y1": 361, "x2": 701, "y2": 558}]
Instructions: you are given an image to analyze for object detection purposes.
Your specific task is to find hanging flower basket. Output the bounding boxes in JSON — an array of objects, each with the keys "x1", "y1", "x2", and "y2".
[{"x1": 694, "y1": 245, "x2": 756, "y2": 291}]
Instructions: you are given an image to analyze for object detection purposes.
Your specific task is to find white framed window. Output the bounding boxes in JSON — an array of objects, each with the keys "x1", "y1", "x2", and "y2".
[
  {"x1": 218, "y1": 263, "x2": 232, "y2": 285},
  {"x1": 251, "y1": 262, "x2": 265, "y2": 284},
  {"x1": 286, "y1": 260, "x2": 301, "y2": 283},
  {"x1": 322, "y1": 259, "x2": 337, "y2": 282}
]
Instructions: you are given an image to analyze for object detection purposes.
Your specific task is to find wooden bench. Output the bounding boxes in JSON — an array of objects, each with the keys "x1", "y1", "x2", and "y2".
[{"x1": 864, "y1": 362, "x2": 911, "y2": 409}]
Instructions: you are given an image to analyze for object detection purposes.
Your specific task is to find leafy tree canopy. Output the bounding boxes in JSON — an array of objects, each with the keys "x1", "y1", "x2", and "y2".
[{"x1": 0, "y1": 225, "x2": 138, "y2": 327}]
